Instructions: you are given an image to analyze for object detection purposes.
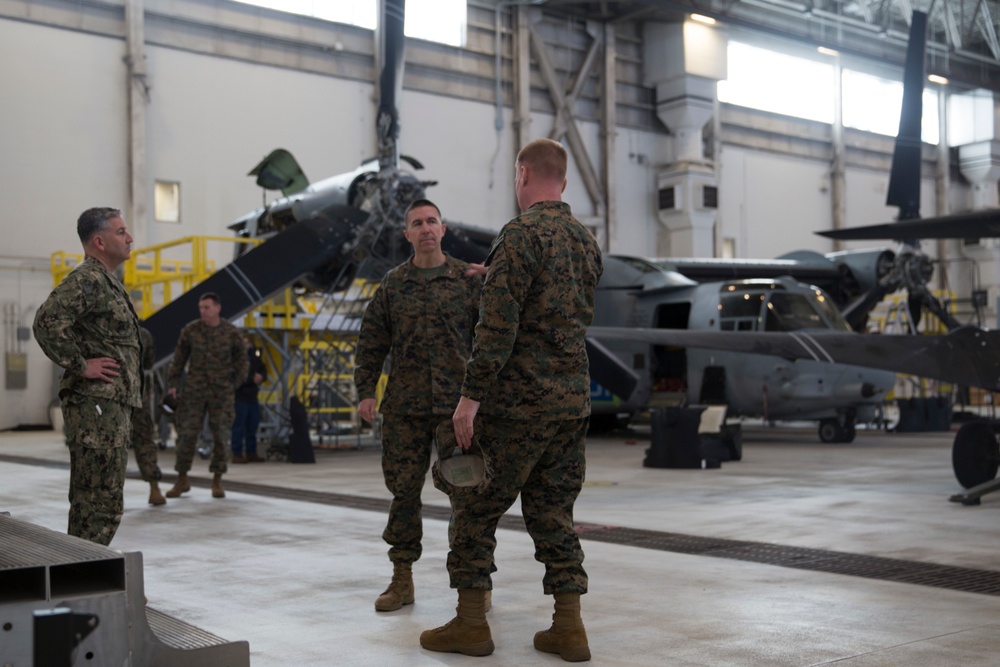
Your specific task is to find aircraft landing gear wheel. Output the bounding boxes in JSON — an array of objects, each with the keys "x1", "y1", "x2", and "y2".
[
  {"x1": 818, "y1": 418, "x2": 850, "y2": 443},
  {"x1": 952, "y1": 422, "x2": 1000, "y2": 489}
]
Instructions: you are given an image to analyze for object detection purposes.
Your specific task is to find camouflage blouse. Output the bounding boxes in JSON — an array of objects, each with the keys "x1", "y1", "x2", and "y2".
[
  {"x1": 33, "y1": 255, "x2": 142, "y2": 407},
  {"x1": 167, "y1": 319, "x2": 249, "y2": 391},
  {"x1": 355, "y1": 254, "x2": 482, "y2": 416},
  {"x1": 462, "y1": 201, "x2": 604, "y2": 420}
]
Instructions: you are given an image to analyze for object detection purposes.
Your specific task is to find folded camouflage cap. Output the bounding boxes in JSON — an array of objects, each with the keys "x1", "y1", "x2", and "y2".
[{"x1": 433, "y1": 420, "x2": 487, "y2": 488}]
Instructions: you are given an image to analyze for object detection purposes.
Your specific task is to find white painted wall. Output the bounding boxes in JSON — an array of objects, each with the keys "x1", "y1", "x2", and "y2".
[
  {"x1": 1, "y1": 20, "x2": 131, "y2": 429},
  {"x1": 717, "y1": 147, "x2": 835, "y2": 258},
  {"x1": 0, "y1": 21, "x2": 129, "y2": 258}
]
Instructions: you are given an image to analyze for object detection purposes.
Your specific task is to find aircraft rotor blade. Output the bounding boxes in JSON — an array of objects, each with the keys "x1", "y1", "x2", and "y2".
[
  {"x1": 377, "y1": 0, "x2": 406, "y2": 169},
  {"x1": 885, "y1": 10, "x2": 928, "y2": 221},
  {"x1": 816, "y1": 209, "x2": 1000, "y2": 241},
  {"x1": 909, "y1": 284, "x2": 962, "y2": 331},
  {"x1": 841, "y1": 280, "x2": 898, "y2": 332},
  {"x1": 587, "y1": 326, "x2": 1000, "y2": 391},
  {"x1": 907, "y1": 293, "x2": 923, "y2": 329}
]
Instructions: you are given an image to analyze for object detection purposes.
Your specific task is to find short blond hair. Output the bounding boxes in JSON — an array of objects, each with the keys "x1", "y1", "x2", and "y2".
[{"x1": 516, "y1": 139, "x2": 567, "y2": 182}]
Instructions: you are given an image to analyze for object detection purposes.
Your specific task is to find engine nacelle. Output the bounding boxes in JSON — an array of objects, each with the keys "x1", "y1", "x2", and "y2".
[{"x1": 825, "y1": 248, "x2": 896, "y2": 293}]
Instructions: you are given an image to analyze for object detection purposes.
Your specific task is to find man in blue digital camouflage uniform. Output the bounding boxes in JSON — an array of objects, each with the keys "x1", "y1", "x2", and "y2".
[
  {"x1": 34, "y1": 207, "x2": 143, "y2": 546},
  {"x1": 421, "y1": 139, "x2": 603, "y2": 661},
  {"x1": 354, "y1": 198, "x2": 482, "y2": 612}
]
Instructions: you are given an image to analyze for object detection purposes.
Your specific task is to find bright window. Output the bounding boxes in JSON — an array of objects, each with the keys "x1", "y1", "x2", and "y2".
[
  {"x1": 842, "y1": 70, "x2": 939, "y2": 145},
  {"x1": 154, "y1": 181, "x2": 181, "y2": 223},
  {"x1": 231, "y1": 0, "x2": 466, "y2": 46},
  {"x1": 719, "y1": 41, "x2": 940, "y2": 145},
  {"x1": 718, "y1": 42, "x2": 835, "y2": 123}
]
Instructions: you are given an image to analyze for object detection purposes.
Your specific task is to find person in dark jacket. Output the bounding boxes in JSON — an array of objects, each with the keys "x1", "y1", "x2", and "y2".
[{"x1": 231, "y1": 335, "x2": 267, "y2": 463}]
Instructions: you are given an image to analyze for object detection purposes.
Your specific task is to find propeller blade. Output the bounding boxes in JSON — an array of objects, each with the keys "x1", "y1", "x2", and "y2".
[
  {"x1": 907, "y1": 293, "x2": 923, "y2": 329},
  {"x1": 816, "y1": 209, "x2": 1000, "y2": 241},
  {"x1": 587, "y1": 326, "x2": 1000, "y2": 391},
  {"x1": 911, "y1": 287, "x2": 962, "y2": 331},
  {"x1": 377, "y1": 0, "x2": 406, "y2": 169},
  {"x1": 841, "y1": 281, "x2": 897, "y2": 332},
  {"x1": 885, "y1": 10, "x2": 928, "y2": 221}
]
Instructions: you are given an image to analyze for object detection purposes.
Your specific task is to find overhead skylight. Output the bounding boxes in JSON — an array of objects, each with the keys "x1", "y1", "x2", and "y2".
[
  {"x1": 719, "y1": 41, "x2": 940, "y2": 145},
  {"x1": 718, "y1": 41, "x2": 835, "y2": 124},
  {"x1": 232, "y1": 0, "x2": 466, "y2": 46}
]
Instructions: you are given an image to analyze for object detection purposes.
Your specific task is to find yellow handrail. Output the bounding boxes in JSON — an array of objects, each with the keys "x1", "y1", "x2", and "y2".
[{"x1": 51, "y1": 236, "x2": 264, "y2": 318}]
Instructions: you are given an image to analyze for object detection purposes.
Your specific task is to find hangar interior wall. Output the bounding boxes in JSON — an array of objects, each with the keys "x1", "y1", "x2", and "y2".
[{"x1": 0, "y1": 1, "x2": 981, "y2": 428}]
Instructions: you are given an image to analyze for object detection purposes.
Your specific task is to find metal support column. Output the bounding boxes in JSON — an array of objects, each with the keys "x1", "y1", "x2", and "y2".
[
  {"x1": 830, "y1": 51, "x2": 845, "y2": 253},
  {"x1": 125, "y1": 0, "x2": 149, "y2": 246},
  {"x1": 514, "y1": 6, "x2": 532, "y2": 167},
  {"x1": 601, "y1": 21, "x2": 617, "y2": 251},
  {"x1": 935, "y1": 87, "x2": 951, "y2": 290}
]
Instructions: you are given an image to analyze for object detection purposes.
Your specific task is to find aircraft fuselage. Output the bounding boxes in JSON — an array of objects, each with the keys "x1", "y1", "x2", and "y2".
[{"x1": 591, "y1": 256, "x2": 896, "y2": 427}]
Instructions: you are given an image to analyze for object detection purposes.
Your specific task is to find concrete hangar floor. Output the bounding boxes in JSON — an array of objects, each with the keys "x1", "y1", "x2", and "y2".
[{"x1": 1, "y1": 423, "x2": 998, "y2": 666}]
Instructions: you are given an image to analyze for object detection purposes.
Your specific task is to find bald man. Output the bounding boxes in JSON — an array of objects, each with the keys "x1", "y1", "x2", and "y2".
[{"x1": 421, "y1": 139, "x2": 603, "y2": 662}]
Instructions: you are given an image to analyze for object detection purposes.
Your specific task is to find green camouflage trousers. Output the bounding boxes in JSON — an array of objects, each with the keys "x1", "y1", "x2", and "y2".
[
  {"x1": 380, "y1": 414, "x2": 443, "y2": 564},
  {"x1": 174, "y1": 389, "x2": 234, "y2": 475},
  {"x1": 130, "y1": 404, "x2": 162, "y2": 482},
  {"x1": 63, "y1": 393, "x2": 130, "y2": 546},
  {"x1": 447, "y1": 415, "x2": 589, "y2": 594}
]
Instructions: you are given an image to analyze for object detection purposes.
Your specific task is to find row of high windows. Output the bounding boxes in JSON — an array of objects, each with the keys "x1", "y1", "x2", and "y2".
[{"x1": 231, "y1": 3, "x2": 992, "y2": 148}]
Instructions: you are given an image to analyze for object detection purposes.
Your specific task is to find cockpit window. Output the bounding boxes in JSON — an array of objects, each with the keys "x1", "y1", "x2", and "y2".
[
  {"x1": 810, "y1": 290, "x2": 853, "y2": 331},
  {"x1": 764, "y1": 292, "x2": 834, "y2": 331},
  {"x1": 719, "y1": 292, "x2": 766, "y2": 331}
]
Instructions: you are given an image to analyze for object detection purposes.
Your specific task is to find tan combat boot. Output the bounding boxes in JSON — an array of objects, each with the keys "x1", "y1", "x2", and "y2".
[
  {"x1": 374, "y1": 562, "x2": 414, "y2": 611},
  {"x1": 148, "y1": 481, "x2": 166, "y2": 506},
  {"x1": 419, "y1": 589, "x2": 494, "y2": 656},
  {"x1": 533, "y1": 592, "x2": 590, "y2": 662},
  {"x1": 164, "y1": 473, "x2": 190, "y2": 498},
  {"x1": 212, "y1": 473, "x2": 225, "y2": 498}
]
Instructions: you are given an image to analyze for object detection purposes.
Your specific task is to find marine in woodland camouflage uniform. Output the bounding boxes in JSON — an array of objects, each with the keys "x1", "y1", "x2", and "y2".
[
  {"x1": 33, "y1": 207, "x2": 142, "y2": 546},
  {"x1": 167, "y1": 293, "x2": 248, "y2": 479},
  {"x1": 131, "y1": 326, "x2": 163, "y2": 484},
  {"x1": 354, "y1": 199, "x2": 482, "y2": 610},
  {"x1": 420, "y1": 139, "x2": 602, "y2": 659}
]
